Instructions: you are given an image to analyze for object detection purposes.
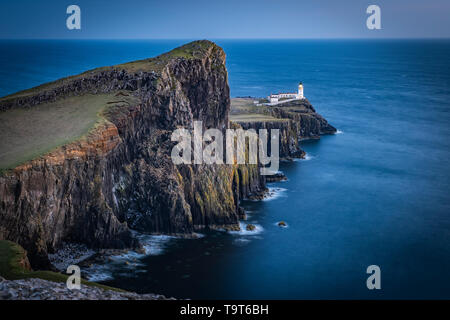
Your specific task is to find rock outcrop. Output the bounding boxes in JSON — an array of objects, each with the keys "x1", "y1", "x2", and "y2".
[
  {"x1": 266, "y1": 172, "x2": 287, "y2": 182},
  {"x1": 0, "y1": 277, "x2": 171, "y2": 300},
  {"x1": 237, "y1": 120, "x2": 305, "y2": 159},
  {"x1": 231, "y1": 98, "x2": 336, "y2": 160},
  {"x1": 266, "y1": 99, "x2": 336, "y2": 139}
]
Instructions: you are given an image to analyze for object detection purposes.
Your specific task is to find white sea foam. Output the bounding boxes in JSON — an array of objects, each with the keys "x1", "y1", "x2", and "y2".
[
  {"x1": 228, "y1": 221, "x2": 264, "y2": 247},
  {"x1": 108, "y1": 252, "x2": 146, "y2": 266},
  {"x1": 263, "y1": 187, "x2": 287, "y2": 201},
  {"x1": 294, "y1": 153, "x2": 314, "y2": 161},
  {"x1": 336, "y1": 129, "x2": 344, "y2": 134},
  {"x1": 193, "y1": 232, "x2": 206, "y2": 239},
  {"x1": 83, "y1": 233, "x2": 176, "y2": 282},
  {"x1": 83, "y1": 252, "x2": 146, "y2": 282},
  {"x1": 48, "y1": 243, "x2": 96, "y2": 271},
  {"x1": 229, "y1": 222, "x2": 264, "y2": 236},
  {"x1": 137, "y1": 234, "x2": 176, "y2": 256},
  {"x1": 84, "y1": 264, "x2": 114, "y2": 282}
]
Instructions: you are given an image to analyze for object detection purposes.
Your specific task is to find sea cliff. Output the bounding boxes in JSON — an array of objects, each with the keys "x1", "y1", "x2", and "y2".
[
  {"x1": 0, "y1": 40, "x2": 334, "y2": 272},
  {"x1": 230, "y1": 98, "x2": 336, "y2": 160},
  {"x1": 0, "y1": 41, "x2": 266, "y2": 269}
]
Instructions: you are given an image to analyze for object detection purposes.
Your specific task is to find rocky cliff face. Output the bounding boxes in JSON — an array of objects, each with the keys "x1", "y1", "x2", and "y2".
[
  {"x1": 0, "y1": 41, "x2": 335, "y2": 270},
  {"x1": 0, "y1": 41, "x2": 265, "y2": 268},
  {"x1": 231, "y1": 99, "x2": 336, "y2": 160},
  {"x1": 266, "y1": 99, "x2": 336, "y2": 140},
  {"x1": 236, "y1": 120, "x2": 305, "y2": 159}
]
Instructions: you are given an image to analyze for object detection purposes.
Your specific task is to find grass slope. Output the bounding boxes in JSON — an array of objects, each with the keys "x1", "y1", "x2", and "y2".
[
  {"x1": 230, "y1": 98, "x2": 290, "y2": 123},
  {"x1": 0, "y1": 40, "x2": 215, "y2": 172},
  {"x1": 0, "y1": 93, "x2": 137, "y2": 171}
]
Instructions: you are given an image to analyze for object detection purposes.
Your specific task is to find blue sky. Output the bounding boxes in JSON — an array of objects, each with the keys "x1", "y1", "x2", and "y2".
[{"x1": 1, "y1": 0, "x2": 449, "y2": 39}]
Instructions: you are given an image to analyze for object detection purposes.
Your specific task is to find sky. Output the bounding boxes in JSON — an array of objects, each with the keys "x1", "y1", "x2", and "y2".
[{"x1": 0, "y1": 0, "x2": 449, "y2": 39}]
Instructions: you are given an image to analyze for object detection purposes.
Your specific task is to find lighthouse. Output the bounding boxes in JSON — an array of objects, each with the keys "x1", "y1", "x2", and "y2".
[
  {"x1": 266, "y1": 82, "x2": 305, "y2": 105},
  {"x1": 297, "y1": 82, "x2": 304, "y2": 99}
]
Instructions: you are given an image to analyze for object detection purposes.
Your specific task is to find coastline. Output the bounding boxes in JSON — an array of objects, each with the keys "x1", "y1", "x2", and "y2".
[{"x1": 0, "y1": 41, "x2": 336, "y2": 299}]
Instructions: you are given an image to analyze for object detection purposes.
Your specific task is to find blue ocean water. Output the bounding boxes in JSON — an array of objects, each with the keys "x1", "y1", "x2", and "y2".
[{"x1": 1, "y1": 39, "x2": 449, "y2": 299}]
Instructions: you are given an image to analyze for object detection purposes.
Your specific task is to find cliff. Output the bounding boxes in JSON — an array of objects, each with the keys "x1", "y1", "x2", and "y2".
[
  {"x1": 0, "y1": 41, "x2": 335, "y2": 271},
  {"x1": 0, "y1": 40, "x2": 265, "y2": 268},
  {"x1": 230, "y1": 98, "x2": 336, "y2": 159}
]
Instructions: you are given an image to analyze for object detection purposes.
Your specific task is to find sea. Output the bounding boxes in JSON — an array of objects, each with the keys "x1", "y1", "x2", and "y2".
[{"x1": 0, "y1": 39, "x2": 449, "y2": 299}]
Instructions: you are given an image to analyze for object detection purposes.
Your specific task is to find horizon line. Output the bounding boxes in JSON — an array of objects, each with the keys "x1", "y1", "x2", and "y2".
[{"x1": 1, "y1": 37, "x2": 450, "y2": 41}]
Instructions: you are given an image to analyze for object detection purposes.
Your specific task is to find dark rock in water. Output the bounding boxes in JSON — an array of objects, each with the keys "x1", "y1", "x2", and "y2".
[
  {"x1": 247, "y1": 188, "x2": 269, "y2": 200},
  {"x1": 220, "y1": 224, "x2": 241, "y2": 232},
  {"x1": 266, "y1": 172, "x2": 287, "y2": 182},
  {"x1": 278, "y1": 221, "x2": 287, "y2": 227},
  {"x1": 246, "y1": 224, "x2": 256, "y2": 231}
]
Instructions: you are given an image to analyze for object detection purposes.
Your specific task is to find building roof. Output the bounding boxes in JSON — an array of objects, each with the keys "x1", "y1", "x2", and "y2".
[{"x1": 270, "y1": 93, "x2": 297, "y2": 96}]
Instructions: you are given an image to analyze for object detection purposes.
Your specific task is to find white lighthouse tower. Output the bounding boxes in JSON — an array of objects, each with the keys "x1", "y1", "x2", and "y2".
[{"x1": 297, "y1": 82, "x2": 304, "y2": 99}]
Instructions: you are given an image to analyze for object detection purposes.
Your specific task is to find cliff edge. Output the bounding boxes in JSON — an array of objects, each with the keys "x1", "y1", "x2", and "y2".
[
  {"x1": 230, "y1": 97, "x2": 336, "y2": 159},
  {"x1": 0, "y1": 40, "x2": 265, "y2": 268}
]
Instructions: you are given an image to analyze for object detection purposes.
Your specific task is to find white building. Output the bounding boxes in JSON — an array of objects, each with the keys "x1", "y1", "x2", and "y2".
[{"x1": 268, "y1": 82, "x2": 304, "y2": 103}]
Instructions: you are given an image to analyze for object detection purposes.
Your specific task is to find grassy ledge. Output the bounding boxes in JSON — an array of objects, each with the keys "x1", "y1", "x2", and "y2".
[{"x1": 0, "y1": 92, "x2": 139, "y2": 172}]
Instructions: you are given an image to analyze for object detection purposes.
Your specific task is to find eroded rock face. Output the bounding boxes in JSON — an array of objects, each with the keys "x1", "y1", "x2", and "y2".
[
  {"x1": 267, "y1": 99, "x2": 337, "y2": 139},
  {"x1": 236, "y1": 120, "x2": 305, "y2": 159},
  {"x1": 233, "y1": 99, "x2": 336, "y2": 160},
  {"x1": 0, "y1": 41, "x2": 265, "y2": 268},
  {"x1": 0, "y1": 41, "x2": 335, "y2": 270}
]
